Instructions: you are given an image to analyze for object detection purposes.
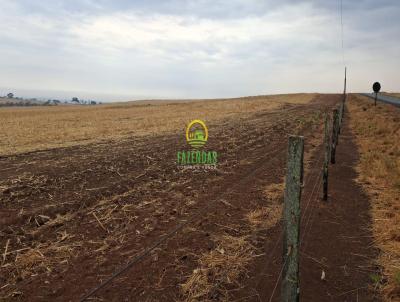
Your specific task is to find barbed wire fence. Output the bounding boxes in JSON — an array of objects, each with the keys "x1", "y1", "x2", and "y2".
[
  {"x1": 78, "y1": 67, "x2": 348, "y2": 302},
  {"x1": 272, "y1": 71, "x2": 347, "y2": 302}
]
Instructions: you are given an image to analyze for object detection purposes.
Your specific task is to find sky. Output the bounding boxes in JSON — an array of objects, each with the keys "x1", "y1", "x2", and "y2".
[{"x1": 0, "y1": 0, "x2": 399, "y2": 101}]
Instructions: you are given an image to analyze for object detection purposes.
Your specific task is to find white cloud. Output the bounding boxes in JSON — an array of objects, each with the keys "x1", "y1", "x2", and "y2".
[{"x1": 0, "y1": 0, "x2": 399, "y2": 100}]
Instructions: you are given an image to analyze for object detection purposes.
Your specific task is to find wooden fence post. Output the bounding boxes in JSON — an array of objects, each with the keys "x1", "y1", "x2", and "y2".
[
  {"x1": 337, "y1": 105, "x2": 341, "y2": 136},
  {"x1": 342, "y1": 102, "x2": 344, "y2": 119},
  {"x1": 282, "y1": 135, "x2": 304, "y2": 302},
  {"x1": 330, "y1": 109, "x2": 339, "y2": 164},
  {"x1": 338, "y1": 103, "x2": 343, "y2": 136},
  {"x1": 342, "y1": 95, "x2": 345, "y2": 118},
  {"x1": 323, "y1": 114, "x2": 330, "y2": 201}
]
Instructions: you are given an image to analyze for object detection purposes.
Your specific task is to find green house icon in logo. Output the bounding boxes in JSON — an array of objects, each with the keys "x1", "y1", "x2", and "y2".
[
  {"x1": 193, "y1": 129, "x2": 205, "y2": 140},
  {"x1": 186, "y1": 120, "x2": 208, "y2": 148}
]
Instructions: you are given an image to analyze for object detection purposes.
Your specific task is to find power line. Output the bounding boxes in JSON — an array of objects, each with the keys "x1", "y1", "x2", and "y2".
[{"x1": 340, "y1": 0, "x2": 345, "y2": 66}]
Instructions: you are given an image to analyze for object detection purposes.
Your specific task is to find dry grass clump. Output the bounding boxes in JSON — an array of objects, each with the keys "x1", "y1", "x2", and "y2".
[
  {"x1": 247, "y1": 183, "x2": 284, "y2": 230},
  {"x1": 264, "y1": 182, "x2": 284, "y2": 202},
  {"x1": 348, "y1": 94, "x2": 400, "y2": 300},
  {"x1": 2, "y1": 218, "x2": 77, "y2": 289},
  {"x1": 0, "y1": 94, "x2": 316, "y2": 156},
  {"x1": 14, "y1": 248, "x2": 45, "y2": 270},
  {"x1": 2, "y1": 240, "x2": 76, "y2": 284},
  {"x1": 181, "y1": 235, "x2": 255, "y2": 302}
]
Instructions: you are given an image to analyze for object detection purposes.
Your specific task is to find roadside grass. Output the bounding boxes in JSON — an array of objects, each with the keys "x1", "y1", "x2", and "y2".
[
  {"x1": 348, "y1": 94, "x2": 400, "y2": 300},
  {"x1": 0, "y1": 94, "x2": 316, "y2": 156}
]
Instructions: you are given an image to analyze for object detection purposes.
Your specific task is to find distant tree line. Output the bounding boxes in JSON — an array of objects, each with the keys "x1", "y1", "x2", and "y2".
[
  {"x1": 0, "y1": 93, "x2": 99, "y2": 107},
  {"x1": 71, "y1": 97, "x2": 97, "y2": 105}
]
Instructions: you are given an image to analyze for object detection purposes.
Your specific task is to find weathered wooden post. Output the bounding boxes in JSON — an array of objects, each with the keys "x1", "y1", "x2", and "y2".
[
  {"x1": 337, "y1": 106, "x2": 340, "y2": 144},
  {"x1": 341, "y1": 103, "x2": 345, "y2": 125},
  {"x1": 282, "y1": 135, "x2": 304, "y2": 302},
  {"x1": 342, "y1": 95, "x2": 345, "y2": 118},
  {"x1": 338, "y1": 103, "x2": 344, "y2": 136},
  {"x1": 323, "y1": 114, "x2": 330, "y2": 201},
  {"x1": 330, "y1": 109, "x2": 339, "y2": 164},
  {"x1": 339, "y1": 103, "x2": 344, "y2": 140}
]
